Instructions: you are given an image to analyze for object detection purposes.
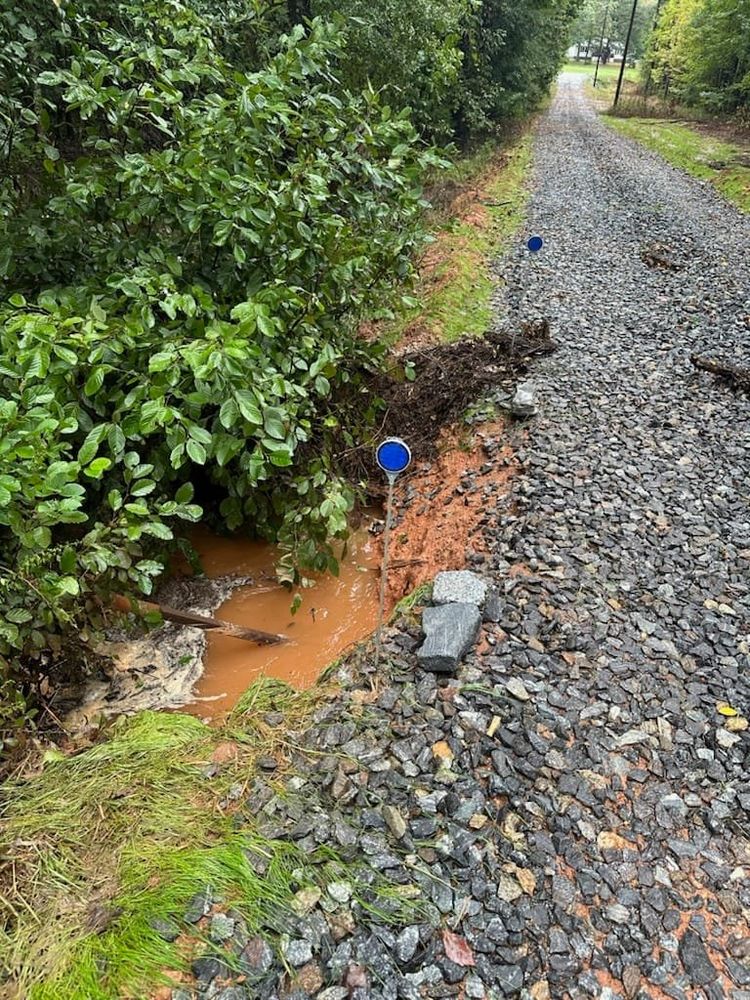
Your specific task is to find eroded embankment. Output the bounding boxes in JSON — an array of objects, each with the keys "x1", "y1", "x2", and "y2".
[{"x1": 60, "y1": 320, "x2": 551, "y2": 731}]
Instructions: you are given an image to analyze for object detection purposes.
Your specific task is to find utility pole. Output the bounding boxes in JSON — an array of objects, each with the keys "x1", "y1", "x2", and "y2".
[
  {"x1": 614, "y1": 0, "x2": 639, "y2": 107},
  {"x1": 593, "y1": 0, "x2": 612, "y2": 89}
]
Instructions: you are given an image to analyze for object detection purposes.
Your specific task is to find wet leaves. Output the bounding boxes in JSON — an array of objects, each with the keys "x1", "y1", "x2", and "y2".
[
  {"x1": 442, "y1": 929, "x2": 476, "y2": 967},
  {"x1": 504, "y1": 862, "x2": 536, "y2": 895}
]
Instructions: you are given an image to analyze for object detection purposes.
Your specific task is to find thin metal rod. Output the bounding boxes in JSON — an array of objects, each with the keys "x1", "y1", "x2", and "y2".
[
  {"x1": 614, "y1": 0, "x2": 639, "y2": 107},
  {"x1": 374, "y1": 474, "x2": 396, "y2": 668}
]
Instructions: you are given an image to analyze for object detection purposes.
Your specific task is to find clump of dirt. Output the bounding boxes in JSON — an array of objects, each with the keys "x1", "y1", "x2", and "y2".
[
  {"x1": 691, "y1": 353, "x2": 750, "y2": 391},
  {"x1": 345, "y1": 319, "x2": 554, "y2": 488},
  {"x1": 641, "y1": 241, "x2": 683, "y2": 271},
  {"x1": 383, "y1": 420, "x2": 518, "y2": 603}
]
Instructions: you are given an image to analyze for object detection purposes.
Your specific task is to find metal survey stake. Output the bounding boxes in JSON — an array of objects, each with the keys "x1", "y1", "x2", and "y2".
[{"x1": 374, "y1": 437, "x2": 412, "y2": 667}]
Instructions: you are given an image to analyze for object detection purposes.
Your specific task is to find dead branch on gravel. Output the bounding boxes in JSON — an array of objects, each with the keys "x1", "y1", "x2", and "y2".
[{"x1": 691, "y1": 354, "x2": 750, "y2": 391}]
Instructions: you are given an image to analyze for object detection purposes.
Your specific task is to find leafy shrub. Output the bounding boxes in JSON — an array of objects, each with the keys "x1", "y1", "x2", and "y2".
[
  {"x1": 0, "y1": 3, "x2": 435, "y2": 735},
  {"x1": 311, "y1": 0, "x2": 471, "y2": 140},
  {"x1": 455, "y1": 0, "x2": 582, "y2": 139}
]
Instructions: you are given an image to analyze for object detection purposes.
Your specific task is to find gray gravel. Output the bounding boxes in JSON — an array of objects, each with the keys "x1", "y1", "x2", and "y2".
[{"x1": 174, "y1": 73, "x2": 750, "y2": 1000}]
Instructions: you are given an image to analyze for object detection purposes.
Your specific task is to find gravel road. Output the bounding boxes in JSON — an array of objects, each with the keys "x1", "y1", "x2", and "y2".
[{"x1": 176, "y1": 73, "x2": 750, "y2": 1000}]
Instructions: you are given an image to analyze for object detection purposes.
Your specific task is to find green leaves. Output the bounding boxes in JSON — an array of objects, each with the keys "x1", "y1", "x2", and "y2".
[
  {"x1": 235, "y1": 391, "x2": 262, "y2": 426},
  {"x1": 263, "y1": 406, "x2": 287, "y2": 440},
  {"x1": 0, "y1": 1, "x2": 454, "y2": 739},
  {"x1": 84, "y1": 457, "x2": 112, "y2": 479},
  {"x1": 84, "y1": 367, "x2": 106, "y2": 396},
  {"x1": 186, "y1": 439, "x2": 206, "y2": 464}
]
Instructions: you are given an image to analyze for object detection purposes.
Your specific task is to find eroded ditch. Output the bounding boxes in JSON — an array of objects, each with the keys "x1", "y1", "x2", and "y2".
[{"x1": 62, "y1": 323, "x2": 554, "y2": 732}]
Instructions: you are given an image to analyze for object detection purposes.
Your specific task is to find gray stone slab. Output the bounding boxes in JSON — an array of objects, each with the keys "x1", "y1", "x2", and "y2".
[
  {"x1": 511, "y1": 383, "x2": 537, "y2": 417},
  {"x1": 417, "y1": 603, "x2": 482, "y2": 674},
  {"x1": 432, "y1": 571, "x2": 488, "y2": 608}
]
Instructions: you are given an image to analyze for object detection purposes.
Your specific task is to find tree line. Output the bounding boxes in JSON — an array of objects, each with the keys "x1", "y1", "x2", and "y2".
[
  {"x1": 570, "y1": 0, "x2": 749, "y2": 114},
  {"x1": 0, "y1": 0, "x2": 578, "y2": 743},
  {"x1": 569, "y1": 0, "x2": 657, "y2": 64},
  {"x1": 643, "y1": 0, "x2": 750, "y2": 113}
]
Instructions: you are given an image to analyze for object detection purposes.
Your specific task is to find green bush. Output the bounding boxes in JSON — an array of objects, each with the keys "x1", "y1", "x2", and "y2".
[
  {"x1": 0, "y1": 0, "x2": 583, "y2": 740},
  {"x1": 0, "y1": 3, "x2": 436, "y2": 736}
]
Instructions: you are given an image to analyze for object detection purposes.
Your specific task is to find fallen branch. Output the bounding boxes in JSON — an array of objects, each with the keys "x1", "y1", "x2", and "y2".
[
  {"x1": 111, "y1": 594, "x2": 287, "y2": 645},
  {"x1": 690, "y1": 354, "x2": 750, "y2": 391}
]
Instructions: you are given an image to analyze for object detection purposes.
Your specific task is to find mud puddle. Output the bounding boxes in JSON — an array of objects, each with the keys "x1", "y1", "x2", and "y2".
[
  {"x1": 64, "y1": 526, "x2": 381, "y2": 730},
  {"x1": 185, "y1": 528, "x2": 380, "y2": 718}
]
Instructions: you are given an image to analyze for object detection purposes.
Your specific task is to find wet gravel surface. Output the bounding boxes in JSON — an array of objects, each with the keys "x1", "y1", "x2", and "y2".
[{"x1": 175, "y1": 74, "x2": 750, "y2": 1000}]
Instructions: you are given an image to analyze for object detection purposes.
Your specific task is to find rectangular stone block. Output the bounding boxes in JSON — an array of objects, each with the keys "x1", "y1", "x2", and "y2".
[{"x1": 417, "y1": 603, "x2": 482, "y2": 674}]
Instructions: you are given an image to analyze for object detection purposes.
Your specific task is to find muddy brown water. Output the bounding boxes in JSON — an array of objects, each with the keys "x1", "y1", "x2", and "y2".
[{"x1": 184, "y1": 528, "x2": 381, "y2": 718}]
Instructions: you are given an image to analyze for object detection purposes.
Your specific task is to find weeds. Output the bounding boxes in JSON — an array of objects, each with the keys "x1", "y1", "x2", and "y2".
[{"x1": 386, "y1": 132, "x2": 534, "y2": 348}]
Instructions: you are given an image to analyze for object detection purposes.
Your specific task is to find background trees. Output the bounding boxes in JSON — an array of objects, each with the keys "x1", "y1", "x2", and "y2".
[
  {"x1": 640, "y1": 0, "x2": 750, "y2": 112},
  {"x1": 569, "y1": 0, "x2": 658, "y2": 63}
]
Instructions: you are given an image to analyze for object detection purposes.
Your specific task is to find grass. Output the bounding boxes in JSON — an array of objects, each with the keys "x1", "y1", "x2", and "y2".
[
  {"x1": 602, "y1": 117, "x2": 750, "y2": 214},
  {"x1": 386, "y1": 131, "x2": 534, "y2": 347},
  {"x1": 391, "y1": 581, "x2": 433, "y2": 622},
  {"x1": 0, "y1": 678, "x2": 424, "y2": 999},
  {"x1": 562, "y1": 60, "x2": 638, "y2": 84}
]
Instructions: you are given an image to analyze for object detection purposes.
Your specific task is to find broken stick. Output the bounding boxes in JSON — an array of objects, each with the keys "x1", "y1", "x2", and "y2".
[{"x1": 111, "y1": 594, "x2": 286, "y2": 645}]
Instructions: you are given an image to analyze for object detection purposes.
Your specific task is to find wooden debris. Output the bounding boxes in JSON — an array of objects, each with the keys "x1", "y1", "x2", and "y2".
[{"x1": 111, "y1": 594, "x2": 286, "y2": 645}]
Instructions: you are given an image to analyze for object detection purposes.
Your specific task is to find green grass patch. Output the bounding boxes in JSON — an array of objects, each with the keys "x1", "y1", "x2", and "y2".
[
  {"x1": 392, "y1": 581, "x2": 433, "y2": 621},
  {"x1": 602, "y1": 117, "x2": 750, "y2": 214},
  {"x1": 387, "y1": 132, "x2": 534, "y2": 347},
  {"x1": 0, "y1": 679, "x2": 424, "y2": 999},
  {"x1": 562, "y1": 61, "x2": 638, "y2": 86}
]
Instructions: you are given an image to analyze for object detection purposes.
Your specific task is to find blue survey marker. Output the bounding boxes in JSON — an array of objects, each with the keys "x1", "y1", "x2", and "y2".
[
  {"x1": 374, "y1": 436, "x2": 412, "y2": 667},
  {"x1": 527, "y1": 235, "x2": 544, "y2": 253},
  {"x1": 376, "y1": 437, "x2": 412, "y2": 477}
]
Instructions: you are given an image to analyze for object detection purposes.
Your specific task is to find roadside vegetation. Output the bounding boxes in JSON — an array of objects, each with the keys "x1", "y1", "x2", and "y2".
[
  {"x1": 0, "y1": 677, "x2": 430, "y2": 1000},
  {"x1": 0, "y1": 0, "x2": 577, "y2": 993},
  {"x1": 0, "y1": 123, "x2": 538, "y2": 1000},
  {"x1": 387, "y1": 133, "x2": 534, "y2": 347},
  {"x1": 641, "y1": 0, "x2": 750, "y2": 117},
  {"x1": 0, "y1": 0, "x2": 579, "y2": 747}
]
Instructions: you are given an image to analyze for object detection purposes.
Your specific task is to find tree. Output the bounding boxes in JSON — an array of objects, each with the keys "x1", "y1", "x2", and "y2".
[
  {"x1": 643, "y1": 0, "x2": 750, "y2": 110},
  {"x1": 456, "y1": 0, "x2": 581, "y2": 139},
  {"x1": 570, "y1": 0, "x2": 656, "y2": 61},
  {"x1": 310, "y1": 0, "x2": 471, "y2": 140}
]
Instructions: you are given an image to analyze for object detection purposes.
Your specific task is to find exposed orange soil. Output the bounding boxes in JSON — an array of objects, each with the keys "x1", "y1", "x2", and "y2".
[
  {"x1": 369, "y1": 149, "x2": 510, "y2": 353},
  {"x1": 385, "y1": 420, "x2": 517, "y2": 604}
]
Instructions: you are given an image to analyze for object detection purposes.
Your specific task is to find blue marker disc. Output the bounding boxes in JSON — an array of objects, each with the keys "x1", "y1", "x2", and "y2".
[
  {"x1": 527, "y1": 235, "x2": 544, "y2": 253},
  {"x1": 376, "y1": 438, "x2": 412, "y2": 476}
]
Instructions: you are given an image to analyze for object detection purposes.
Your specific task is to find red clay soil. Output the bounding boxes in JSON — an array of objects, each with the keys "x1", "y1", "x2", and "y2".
[
  {"x1": 384, "y1": 419, "x2": 518, "y2": 604},
  {"x1": 360, "y1": 147, "x2": 512, "y2": 354}
]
